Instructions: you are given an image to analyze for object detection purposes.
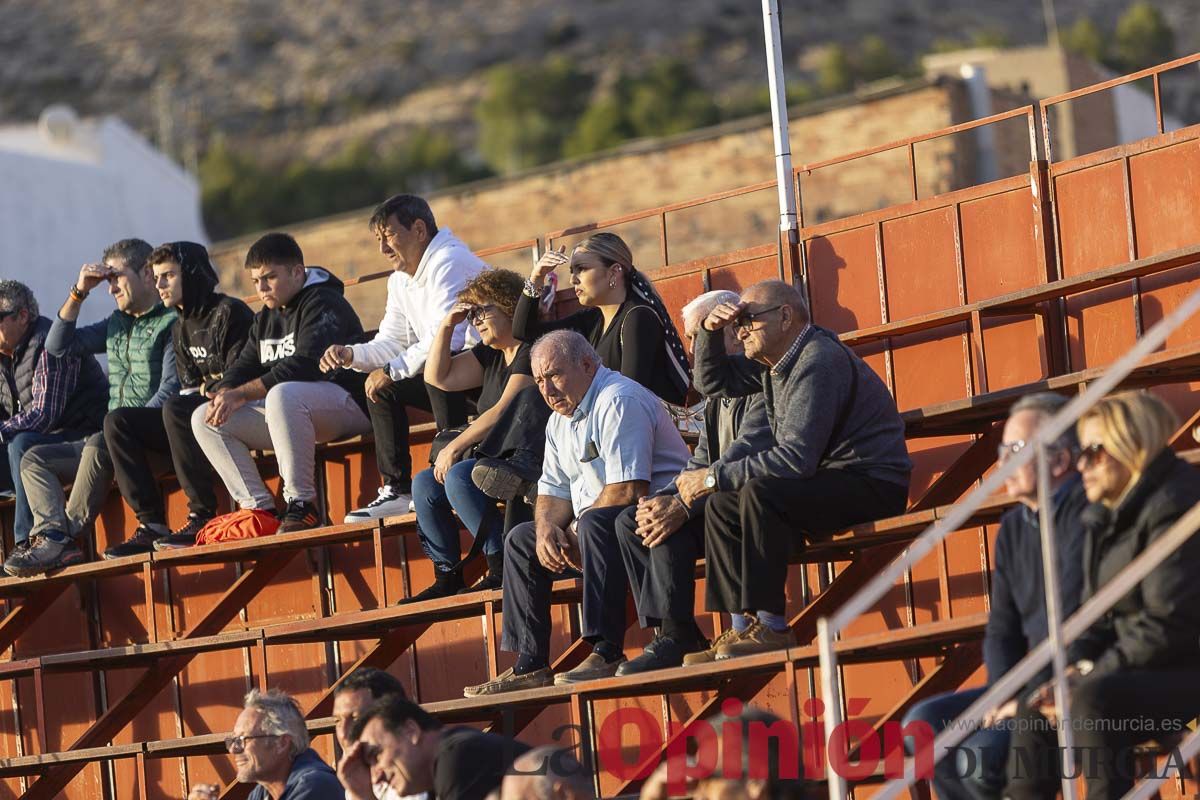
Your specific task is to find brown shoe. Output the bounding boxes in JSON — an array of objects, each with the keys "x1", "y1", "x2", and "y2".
[
  {"x1": 682, "y1": 625, "x2": 745, "y2": 666},
  {"x1": 715, "y1": 621, "x2": 794, "y2": 659},
  {"x1": 553, "y1": 651, "x2": 626, "y2": 685},
  {"x1": 463, "y1": 667, "x2": 553, "y2": 697}
]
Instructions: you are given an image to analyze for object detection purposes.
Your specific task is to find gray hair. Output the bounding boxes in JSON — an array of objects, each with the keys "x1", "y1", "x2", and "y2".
[
  {"x1": 101, "y1": 238, "x2": 153, "y2": 272},
  {"x1": 1009, "y1": 391, "x2": 1078, "y2": 453},
  {"x1": 749, "y1": 279, "x2": 810, "y2": 323},
  {"x1": 508, "y1": 746, "x2": 593, "y2": 799},
  {"x1": 0, "y1": 280, "x2": 37, "y2": 318},
  {"x1": 681, "y1": 290, "x2": 740, "y2": 336},
  {"x1": 244, "y1": 689, "x2": 308, "y2": 757},
  {"x1": 531, "y1": 330, "x2": 599, "y2": 369}
]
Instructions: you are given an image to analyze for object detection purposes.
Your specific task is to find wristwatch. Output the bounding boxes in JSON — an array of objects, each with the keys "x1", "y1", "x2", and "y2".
[
  {"x1": 703, "y1": 467, "x2": 718, "y2": 492},
  {"x1": 522, "y1": 278, "x2": 540, "y2": 299}
]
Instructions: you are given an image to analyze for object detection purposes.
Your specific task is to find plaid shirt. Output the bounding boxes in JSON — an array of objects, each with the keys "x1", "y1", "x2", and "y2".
[
  {"x1": 770, "y1": 322, "x2": 813, "y2": 377},
  {"x1": 0, "y1": 348, "x2": 80, "y2": 441}
]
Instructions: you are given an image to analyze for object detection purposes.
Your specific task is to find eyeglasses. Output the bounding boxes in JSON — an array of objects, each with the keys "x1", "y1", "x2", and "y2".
[
  {"x1": 466, "y1": 305, "x2": 497, "y2": 326},
  {"x1": 224, "y1": 733, "x2": 280, "y2": 754},
  {"x1": 0, "y1": 309, "x2": 19, "y2": 323},
  {"x1": 1076, "y1": 442, "x2": 1106, "y2": 468},
  {"x1": 997, "y1": 440, "x2": 1027, "y2": 463},
  {"x1": 733, "y1": 305, "x2": 784, "y2": 331}
]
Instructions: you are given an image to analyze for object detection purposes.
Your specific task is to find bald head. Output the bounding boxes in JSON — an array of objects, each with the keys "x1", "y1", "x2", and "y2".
[
  {"x1": 742, "y1": 280, "x2": 809, "y2": 323},
  {"x1": 501, "y1": 747, "x2": 593, "y2": 800}
]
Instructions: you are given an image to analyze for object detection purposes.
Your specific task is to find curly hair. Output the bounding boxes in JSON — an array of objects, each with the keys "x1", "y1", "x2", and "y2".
[{"x1": 458, "y1": 268, "x2": 525, "y2": 319}]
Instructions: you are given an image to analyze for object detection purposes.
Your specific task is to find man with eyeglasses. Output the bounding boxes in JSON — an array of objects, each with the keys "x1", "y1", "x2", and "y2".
[
  {"x1": 681, "y1": 279, "x2": 911, "y2": 658},
  {"x1": 900, "y1": 391, "x2": 1087, "y2": 800},
  {"x1": 0, "y1": 280, "x2": 108, "y2": 554},
  {"x1": 188, "y1": 688, "x2": 342, "y2": 800},
  {"x1": 320, "y1": 194, "x2": 484, "y2": 523}
]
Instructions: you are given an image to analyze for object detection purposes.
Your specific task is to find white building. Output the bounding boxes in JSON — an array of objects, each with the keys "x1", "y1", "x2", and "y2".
[{"x1": 0, "y1": 106, "x2": 207, "y2": 326}]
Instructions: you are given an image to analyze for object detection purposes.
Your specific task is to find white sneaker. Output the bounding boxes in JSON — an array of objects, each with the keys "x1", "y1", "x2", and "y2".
[{"x1": 344, "y1": 486, "x2": 414, "y2": 523}]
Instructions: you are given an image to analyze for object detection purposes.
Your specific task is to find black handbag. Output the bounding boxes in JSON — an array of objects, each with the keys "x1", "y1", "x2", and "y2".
[{"x1": 428, "y1": 425, "x2": 470, "y2": 465}]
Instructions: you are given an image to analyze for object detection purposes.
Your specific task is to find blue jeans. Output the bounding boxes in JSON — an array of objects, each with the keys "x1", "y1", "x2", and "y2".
[
  {"x1": 902, "y1": 687, "x2": 1009, "y2": 800},
  {"x1": 4, "y1": 430, "x2": 79, "y2": 544},
  {"x1": 412, "y1": 459, "x2": 503, "y2": 570}
]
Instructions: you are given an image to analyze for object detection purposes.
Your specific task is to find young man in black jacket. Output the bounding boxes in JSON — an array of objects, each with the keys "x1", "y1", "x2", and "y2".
[
  {"x1": 103, "y1": 242, "x2": 255, "y2": 556},
  {"x1": 192, "y1": 233, "x2": 370, "y2": 533}
]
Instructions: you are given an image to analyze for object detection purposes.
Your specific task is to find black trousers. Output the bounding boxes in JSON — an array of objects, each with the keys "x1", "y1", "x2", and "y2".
[
  {"x1": 476, "y1": 385, "x2": 550, "y2": 462},
  {"x1": 368, "y1": 375, "x2": 469, "y2": 490},
  {"x1": 104, "y1": 394, "x2": 215, "y2": 524},
  {"x1": 704, "y1": 471, "x2": 908, "y2": 615},
  {"x1": 500, "y1": 504, "x2": 631, "y2": 661},
  {"x1": 1005, "y1": 668, "x2": 1200, "y2": 800},
  {"x1": 615, "y1": 504, "x2": 703, "y2": 629}
]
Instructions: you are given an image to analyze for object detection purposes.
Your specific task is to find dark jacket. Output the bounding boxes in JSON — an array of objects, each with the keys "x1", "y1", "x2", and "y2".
[
  {"x1": 246, "y1": 748, "x2": 342, "y2": 800},
  {"x1": 1067, "y1": 449, "x2": 1200, "y2": 677},
  {"x1": 985, "y1": 474, "x2": 1089, "y2": 692},
  {"x1": 694, "y1": 324, "x2": 912, "y2": 491},
  {"x1": 433, "y1": 727, "x2": 530, "y2": 800},
  {"x1": 0, "y1": 315, "x2": 107, "y2": 439},
  {"x1": 168, "y1": 241, "x2": 254, "y2": 394},
  {"x1": 216, "y1": 267, "x2": 367, "y2": 409},
  {"x1": 659, "y1": 392, "x2": 773, "y2": 518}
]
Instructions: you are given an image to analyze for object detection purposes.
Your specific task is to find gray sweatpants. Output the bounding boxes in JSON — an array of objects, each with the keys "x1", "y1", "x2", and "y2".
[
  {"x1": 192, "y1": 381, "x2": 371, "y2": 511},
  {"x1": 22, "y1": 431, "x2": 115, "y2": 540}
]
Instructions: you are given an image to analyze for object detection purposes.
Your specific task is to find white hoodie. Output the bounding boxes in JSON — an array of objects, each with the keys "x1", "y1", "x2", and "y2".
[{"x1": 349, "y1": 228, "x2": 485, "y2": 379}]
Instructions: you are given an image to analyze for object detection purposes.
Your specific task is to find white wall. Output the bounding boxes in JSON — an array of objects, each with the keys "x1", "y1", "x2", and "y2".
[{"x1": 0, "y1": 115, "x2": 207, "y2": 327}]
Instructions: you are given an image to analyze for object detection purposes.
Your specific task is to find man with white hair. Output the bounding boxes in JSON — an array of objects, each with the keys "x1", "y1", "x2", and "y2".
[
  {"x1": 187, "y1": 689, "x2": 342, "y2": 800},
  {"x1": 464, "y1": 330, "x2": 690, "y2": 695},
  {"x1": 500, "y1": 747, "x2": 594, "y2": 800},
  {"x1": 612, "y1": 290, "x2": 771, "y2": 674}
]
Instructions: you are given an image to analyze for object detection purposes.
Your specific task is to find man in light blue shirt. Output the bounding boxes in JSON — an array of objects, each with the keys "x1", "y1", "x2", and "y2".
[{"x1": 463, "y1": 330, "x2": 689, "y2": 696}]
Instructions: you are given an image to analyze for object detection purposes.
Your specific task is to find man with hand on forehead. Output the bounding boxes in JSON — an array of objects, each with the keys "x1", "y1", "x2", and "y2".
[{"x1": 682, "y1": 280, "x2": 911, "y2": 659}]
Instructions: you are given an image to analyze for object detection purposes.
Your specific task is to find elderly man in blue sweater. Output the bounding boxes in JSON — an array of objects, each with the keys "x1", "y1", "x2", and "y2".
[{"x1": 682, "y1": 280, "x2": 912, "y2": 658}]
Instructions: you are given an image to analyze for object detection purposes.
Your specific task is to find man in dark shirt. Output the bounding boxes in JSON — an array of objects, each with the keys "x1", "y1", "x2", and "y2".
[
  {"x1": 103, "y1": 242, "x2": 254, "y2": 555},
  {"x1": 901, "y1": 392, "x2": 1087, "y2": 800},
  {"x1": 344, "y1": 696, "x2": 528, "y2": 800},
  {"x1": 683, "y1": 280, "x2": 912, "y2": 658}
]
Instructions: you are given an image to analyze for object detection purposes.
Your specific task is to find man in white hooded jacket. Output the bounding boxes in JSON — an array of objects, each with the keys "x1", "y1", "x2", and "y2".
[{"x1": 322, "y1": 194, "x2": 484, "y2": 521}]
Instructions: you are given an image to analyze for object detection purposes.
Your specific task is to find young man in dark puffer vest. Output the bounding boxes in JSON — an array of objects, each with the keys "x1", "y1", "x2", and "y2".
[
  {"x1": 6, "y1": 239, "x2": 179, "y2": 577},
  {"x1": 0, "y1": 280, "x2": 108, "y2": 539},
  {"x1": 103, "y1": 242, "x2": 255, "y2": 557},
  {"x1": 192, "y1": 233, "x2": 370, "y2": 534}
]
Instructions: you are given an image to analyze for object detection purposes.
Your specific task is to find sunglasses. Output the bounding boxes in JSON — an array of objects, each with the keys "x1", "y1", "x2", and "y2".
[
  {"x1": 224, "y1": 733, "x2": 279, "y2": 754},
  {"x1": 466, "y1": 305, "x2": 497, "y2": 326},
  {"x1": 1076, "y1": 442, "x2": 1106, "y2": 467},
  {"x1": 733, "y1": 305, "x2": 784, "y2": 330},
  {"x1": 0, "y1": 308, "x2": 19, "y2": 323}
]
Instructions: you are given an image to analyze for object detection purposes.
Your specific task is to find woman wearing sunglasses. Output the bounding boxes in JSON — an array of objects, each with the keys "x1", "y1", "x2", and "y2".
[
  {"x1": 468, "y1": 232, "x2": 692, "y2": 504},
  {"x1": 405, "y1": 269, "x2": 536, "y2": 601},
  {"x1": 1010, "y1": 391, "x2": 1200, "y2": 800}
]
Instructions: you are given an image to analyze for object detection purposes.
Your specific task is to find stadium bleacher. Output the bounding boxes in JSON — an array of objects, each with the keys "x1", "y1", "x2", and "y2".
[{"x1": 2, "y1": 52, "x2": 1200, "y2": 800}]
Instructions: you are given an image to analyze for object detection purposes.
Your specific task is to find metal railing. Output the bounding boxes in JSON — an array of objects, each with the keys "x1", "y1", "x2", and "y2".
[{"x1": 817, "y1": 280, "x2": 1200, "y2": 800}]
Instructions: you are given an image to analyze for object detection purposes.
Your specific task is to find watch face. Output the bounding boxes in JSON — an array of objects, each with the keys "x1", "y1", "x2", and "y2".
[{"x1": 704, "y1": 473, "x2": 716, "y2": 488}]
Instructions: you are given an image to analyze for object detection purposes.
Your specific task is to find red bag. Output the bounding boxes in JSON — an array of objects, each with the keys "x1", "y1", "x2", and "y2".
[{"x1": 196, "y1": 509, "x2": 280, "y2": 545}]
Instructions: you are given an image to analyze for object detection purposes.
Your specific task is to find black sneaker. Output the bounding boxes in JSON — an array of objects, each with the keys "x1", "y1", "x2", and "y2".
[
  {"x1": 154, "y1": 515, "x2": 212, "y2": 551},
  {"x1": 399, "y1": 569, "x2": 465, "y2": 604},
  {"x1": 471, "y1": 455, "x2": 541, "y2": 503},
  {"x1": 278, "y1": 499, "x2": 323, "y2": 533},
  {"x1": 616, "y1": 633, "x2": 706, "y2": 676},
  {"x1": 5, "y1": 532, "x2": 85, "y2": 577},
  {"x1": 103, "y1": 526, "x2": 165, "y2": 560}
]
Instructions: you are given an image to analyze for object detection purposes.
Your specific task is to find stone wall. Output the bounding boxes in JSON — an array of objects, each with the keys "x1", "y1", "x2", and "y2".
[{"x1": 212, "y1": 77, "x2": 1034, "y2": 323}]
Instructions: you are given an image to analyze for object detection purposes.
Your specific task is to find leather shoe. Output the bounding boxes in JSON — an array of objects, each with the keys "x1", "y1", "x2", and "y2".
[
  {"x1": 616, "y1": 634, "x2": 705, "y2": 676},
  {"x1": 553, "y1": 651, "x2": 625, "y2": 685},
  {"x1": 716, "y1": 621, "x2": 794, "y2": 659},
  {"x1": 463, "y1": 667, "x2": 553, "y2": 697}
]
